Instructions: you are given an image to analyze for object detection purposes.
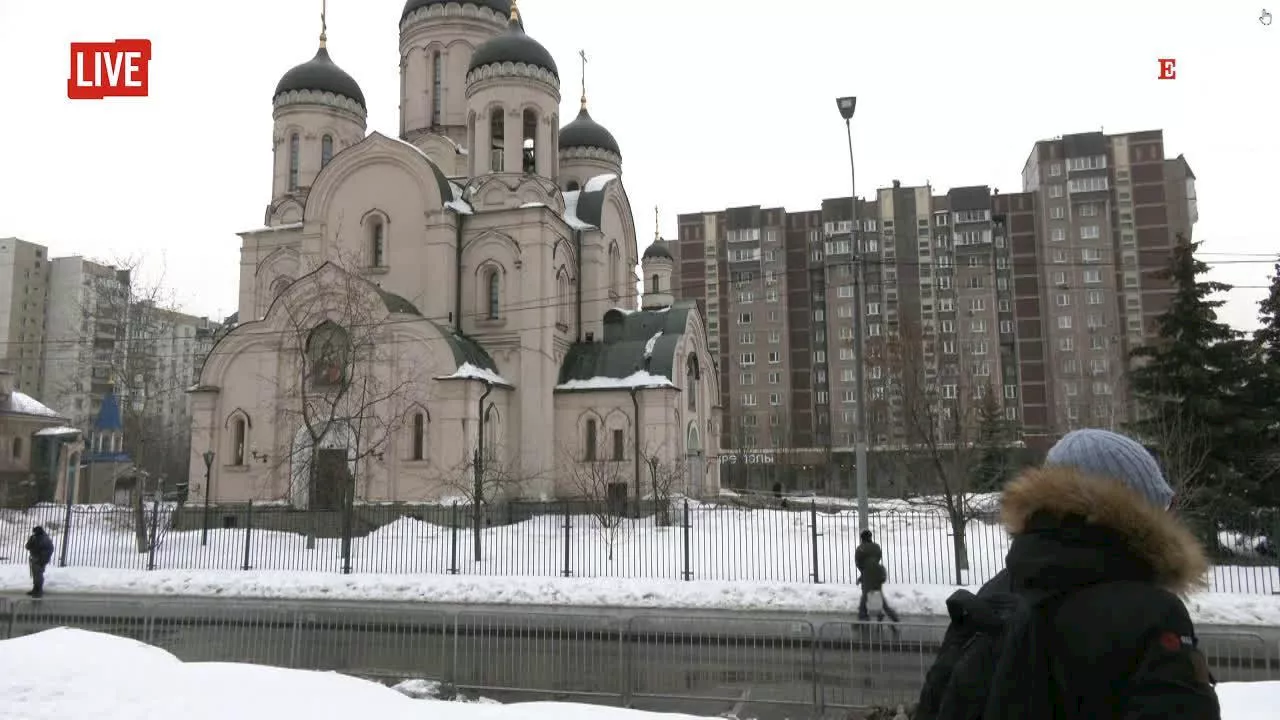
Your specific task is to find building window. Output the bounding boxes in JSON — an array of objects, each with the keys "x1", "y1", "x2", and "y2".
[
  {"x1": 369, "y1": 219, "x2": 386, "y2": 267},
  {"x1": 288, "y1": 133, "x2": 300, "y2": 191},
  {"x1": 651, "y1": 274, "x2": 660, "y2": 292},
  {"x1": 1080, "y1": 225, "x2": 1100, "y2": 240},
  {"x1": 486, "y1": 270, "x2": 501, "y2": 319},
  {"x1": 11, "y1": 437, "x2": 21, "y2": 461},
  {"x1": 687, "y1": 355, "x2": 700, "y2": 412},
  {"x1": 411, "y1": 412, "x2": 426, "y2": 460},
  {"x1": 522, "y1": 109, "x2": 537, "y2": 173},
  {"x1": 321, "y1": 134, "x2": 333, "y2": 168},
  {"x1": 231, "y1": 418, "x2": 246, "y2": 465},
  {"x1": 431, "y1": 51, "x2": 443, "y2": 122},
  {"x1": 584, "y1": 419, "x2": 597, "y2": 461},
  {"x1": 1048, "y1": 184, "x2": 1064, "y2": 198},
  {"x1": 612, "y1": 429, "x2": 625, "y2": 461},
  {"x1": 489, "y1": 107, "x2": 504, "y2": 172},
  {"x1": 1050, "y1": 207, "x2": 1064, "y2": 219}
]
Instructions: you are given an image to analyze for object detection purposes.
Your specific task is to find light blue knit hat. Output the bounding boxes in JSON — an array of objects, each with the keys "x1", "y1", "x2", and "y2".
[{"x1": 1044, "y1": 428, "x2": 1174, "y2": 510}]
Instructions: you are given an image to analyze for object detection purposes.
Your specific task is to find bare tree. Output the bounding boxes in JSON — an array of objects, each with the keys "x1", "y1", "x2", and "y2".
[
  {"x1": 269, "y1": 254, "x2": 420, "y2": 524},
  {"x1": 887, "y1": 320, "x2": 1011, "y2": 585},
  {"x1": 641, "y1": 443, "x2": 686, "y2": 526},
  {"x1": 560, "y1": 444, "x2": 631, "y2": 561},
  {"x1": 1132, "y1": 410, "x2": 1213, "y2": 512},
  {"x1": 440, "y1": 451, "x2": 539, "y2": 561}
]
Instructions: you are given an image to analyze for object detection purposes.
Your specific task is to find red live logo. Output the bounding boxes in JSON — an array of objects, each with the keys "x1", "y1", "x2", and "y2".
[
  {"x1": 68, "y1": 40, "x2": 151, "y2": 99},
  {"x1": 1157, "y1": 58, "x2": 1177, "y2": 80}
]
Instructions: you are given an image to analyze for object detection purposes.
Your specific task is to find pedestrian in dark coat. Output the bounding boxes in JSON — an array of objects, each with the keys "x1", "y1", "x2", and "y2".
[
  {"x1": 855, "y1": 530, "x2": 900, "y2": 623},
  {"x1": 25, "y1": 526, "x2": 55, "y2": 598},
  {"x1": 915, "y1": 428, "x2": 1220, "y2": 720}
]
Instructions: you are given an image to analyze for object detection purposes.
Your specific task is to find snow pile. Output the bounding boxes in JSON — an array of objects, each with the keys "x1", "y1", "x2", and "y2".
[
  {"x1": 556, "y1": 371, "x2": 675, "y2": 391},
  {"x1": 440, "y1": 363, "x2": 510, "y2": 386},
  {"x1": 0, "y1": 628, "x2": 716, "y2": 720}
]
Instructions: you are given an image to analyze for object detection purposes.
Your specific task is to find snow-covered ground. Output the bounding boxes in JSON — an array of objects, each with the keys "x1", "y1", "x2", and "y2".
[
  {"x1": 2, "y1": 500, "x2": 1275, "y2": 594},
  {"x1": 0, "y1": 628, "x2": 716, "y2": 720},
  {"x1": 3, "y1": 565, "x2": 1279, "y2": 627},
  {"x1": 0, "y1": 628, "x2": 1273, "y2": 720}
]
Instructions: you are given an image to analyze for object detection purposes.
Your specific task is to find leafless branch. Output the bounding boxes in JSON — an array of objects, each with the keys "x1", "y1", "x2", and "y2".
[{"x1": 559, "y1": 443, "x2": 631, "y2": 560}]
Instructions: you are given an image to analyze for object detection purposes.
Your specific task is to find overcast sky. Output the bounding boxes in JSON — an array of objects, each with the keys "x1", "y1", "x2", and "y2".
[{"x1": 0, "y1": 0, "x2": 1275, "y2": 330}]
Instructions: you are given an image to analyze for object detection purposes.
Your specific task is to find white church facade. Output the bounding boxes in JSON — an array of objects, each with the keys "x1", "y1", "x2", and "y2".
[{"x1": 187, "y1": 0, "x2": 721, "y2": 508}]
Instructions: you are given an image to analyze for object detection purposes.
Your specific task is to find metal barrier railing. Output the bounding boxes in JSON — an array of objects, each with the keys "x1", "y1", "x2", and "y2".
[{"x1": 1, "y1": 596, "x2": 1275, "y2": 717}]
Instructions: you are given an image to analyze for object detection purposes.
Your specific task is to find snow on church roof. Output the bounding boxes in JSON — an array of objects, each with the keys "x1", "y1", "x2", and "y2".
[
  {"x1": 560, "y1": 191, "x2": 593, "y2": 230},
  {"x1": 583, "y1": 173, "x2": 618, "y2": 192},
  {"x1": 435, "y1": 362, "x2": 512, "y2": 387},
  {"x1": 555, "y1": 371, "x2": 675, "y2": 392},
  {"x1": 1, "y1": 391, "x2": 62, "y2": 419}
]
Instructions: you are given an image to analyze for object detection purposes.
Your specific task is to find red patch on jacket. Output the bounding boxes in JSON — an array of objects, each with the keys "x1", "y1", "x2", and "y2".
[{"x1": 1159, "y1": 631, "x2": 1182, "y2": 652}]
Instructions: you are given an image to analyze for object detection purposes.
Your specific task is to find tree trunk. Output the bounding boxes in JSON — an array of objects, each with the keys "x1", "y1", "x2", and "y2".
[
  {"x1": 949, "y1": 509, "x2": 970, "y2": 586},
  {"x1": 133, "y1": 490, "x2": 148, "y2": 553}
]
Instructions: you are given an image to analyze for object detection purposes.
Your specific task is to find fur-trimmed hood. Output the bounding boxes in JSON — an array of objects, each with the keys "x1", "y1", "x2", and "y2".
[{"x1": 1000, "y1": 466, "x2": 1209, "y2": 594}]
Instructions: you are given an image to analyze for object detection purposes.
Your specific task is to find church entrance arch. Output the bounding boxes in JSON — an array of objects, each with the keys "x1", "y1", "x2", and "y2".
[{"x1": 289, "y1": 423, "x2": 356, "y2": 510}]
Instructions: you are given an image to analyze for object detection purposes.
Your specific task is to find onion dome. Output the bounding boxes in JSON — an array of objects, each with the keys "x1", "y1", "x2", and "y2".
[
  {"x1": 274, "y1": 47, "x2": 365, "y2": 108},
  {"x1": 468, "y1": 13, "x2": 557, "y2": 79},
  {"x1": 643, "y1": 240, "x2": 673, "y2": 261},
  {"x1": 559, "y1": 106, "x2": 621, "y2": 158}
]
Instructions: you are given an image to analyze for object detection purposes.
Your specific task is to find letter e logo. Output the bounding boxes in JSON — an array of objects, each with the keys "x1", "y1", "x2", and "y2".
[{"x1": 1157, "y1": 58, "x2": 1177, "y2": 80}]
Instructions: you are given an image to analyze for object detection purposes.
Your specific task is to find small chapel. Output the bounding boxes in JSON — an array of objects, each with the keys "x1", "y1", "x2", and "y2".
[{"x1": 187, "y1": 0, "x2": 721, "y2": 507}]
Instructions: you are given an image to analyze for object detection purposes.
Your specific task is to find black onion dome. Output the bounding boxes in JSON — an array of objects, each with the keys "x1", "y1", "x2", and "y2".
[
  {"x1": 643, "y1": 241, "x2": 673, "y2": 261},
  {"x1": 401, "y1": 0, "x2": 512, "y2": 22},
  {"x1": 274, "y1": 47, "x2": 366, "y2": 108},
  {"x1": 468, "y1": 17, "x2": 558, "y2": 79},
  {"x1": 559, "y1": 106, "x2": 621, "y2": 158}
]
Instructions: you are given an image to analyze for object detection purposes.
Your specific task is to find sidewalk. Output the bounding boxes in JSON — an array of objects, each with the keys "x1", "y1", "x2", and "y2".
[{"x1": 3, "y1": 565, "x2": 1278, "y2": 628}]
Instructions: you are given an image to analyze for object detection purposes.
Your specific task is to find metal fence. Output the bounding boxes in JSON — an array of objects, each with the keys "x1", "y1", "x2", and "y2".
[
  {"x1": 3, "y1": 500, "x2": 1277, "y2": 594},
  {"x1": 1, "y1": 596, "x2": 1277, "y2": 719}
]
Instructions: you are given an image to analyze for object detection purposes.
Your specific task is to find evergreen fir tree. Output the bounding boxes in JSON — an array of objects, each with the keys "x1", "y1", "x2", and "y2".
[
  {"x1": 1250, "y1": 261, "x2": 1280, "y2": 493},
  {"x1": 970, "y1": 391, "x2": 1015, "y2": 492},
  {"x1": 1127, "y1": 236, "x2": 1262, "y2": 509}
]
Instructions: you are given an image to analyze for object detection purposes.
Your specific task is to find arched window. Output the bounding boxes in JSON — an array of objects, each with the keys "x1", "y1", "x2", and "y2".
[
  {"x1": 489, "y1": 107, "x2": 504, "y2": 172},
  {"x1": 566, "y1": 180, "x2": 580, "y2": 192},
  {"x1": 11, "y1": 436, "x2": 22, "y2": 461},
  {"x1": 485, "y1": 270, "x2": 501, "y2": 319},
  {"x1": 608, "y1": 244, "x2": 620, "y2": 295},
  {"x1": 411, "y1": 412, "x2": 427, "y2": 461},
  {"x1": 686, "y1": 355, "x2": 700, "y2": 412},
  {"x1": 522, "y1": 108, "x2": 537, "y2": 174},
  {"x1": 484, "y1": 404, "x2": 499, "y2": 463},
  {"x1": 584, "y1": 418, "x2": 598, "y2": 461},
  {"x1": 369, "y1": 218, "x2": 386, "y2": 267},
  {"x1": 307, "y1": 321, "x2": 351, "y2": 387},
  {"x1": 231, "y1": 418, "x2": 246, "y2": 465},
  {"x1": 288, "y1": 133, "x2": 300, "y2": 191},
  {"x1": 652, "y1": 274, "x2": 660, "y2": 293},
  {"x1": 557, "y1": 270, "x2": 571, "y2": 327},
  {"x1": 431, "y1": 51, "x2": 443, "y2": 122},
  {"x1": 321, "y1": 134, "x2": 334, "y2": 167}
]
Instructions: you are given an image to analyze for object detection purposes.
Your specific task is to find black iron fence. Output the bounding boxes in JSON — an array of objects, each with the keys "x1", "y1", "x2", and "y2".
[{"x1": 2, "y1": 500, "x2": 1276, "y2": 594}]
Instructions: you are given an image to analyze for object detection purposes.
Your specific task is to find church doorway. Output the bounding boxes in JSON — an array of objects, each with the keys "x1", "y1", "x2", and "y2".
[{"x1": 311, "y1": 448, "x2": 349, "y2": 511}]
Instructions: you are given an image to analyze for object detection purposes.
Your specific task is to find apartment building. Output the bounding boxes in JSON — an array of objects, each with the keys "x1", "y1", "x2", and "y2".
[
  {"x1": 42, "y1": 257, "x2": 132, "y2": 430},
  {"x1": 0, "y1": 238, "x2": 51, "y2": 394},
  {"x1": 675, "y1": 129, "x2": 1198, "y2": 486},
  {"x1": 1020, "y1": 130, "x2": 1197, "y2": 433},
  {"x1": 127, "y1": 302, "x2": 221, "y2": 430}
]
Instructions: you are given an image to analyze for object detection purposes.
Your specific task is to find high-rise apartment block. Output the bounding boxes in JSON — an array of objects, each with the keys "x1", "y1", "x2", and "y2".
[
  {"x1": 676, "y1": 130, "x2": 1197, "y2": 490},
  {"x1": 0, "y1": 238, "x2": 51, "y2": 394}
]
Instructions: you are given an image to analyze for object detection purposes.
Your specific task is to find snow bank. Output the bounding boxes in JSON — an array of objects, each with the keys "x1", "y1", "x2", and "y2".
[
  {"x1": 1219, "y1": 682, "x2": 1280, "y2": 720},
  {"x1": 0, "y1": 628, "x2": 716, "y2": 720}
]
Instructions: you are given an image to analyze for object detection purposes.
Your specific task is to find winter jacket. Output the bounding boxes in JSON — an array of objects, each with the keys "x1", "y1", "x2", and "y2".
[
  {"x1": 26, "y1": 530, "x2": 54, "y2": 566},
  {"x1": 854, "y1": 540, "x2": 882, "y2": 575},
  {"x1": 861, "y1": 562, "x2": 888, "y2": 592},
  {"x1": 915, "y1": 466, "x2": 1220, "y2": 720}
]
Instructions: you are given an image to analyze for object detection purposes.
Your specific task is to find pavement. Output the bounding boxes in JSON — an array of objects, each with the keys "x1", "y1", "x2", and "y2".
[{"x1": 2, "y1": 591, "x2": 1278, "y2": 719}]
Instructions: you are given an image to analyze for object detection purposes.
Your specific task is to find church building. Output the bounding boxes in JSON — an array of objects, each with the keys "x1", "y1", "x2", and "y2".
[{"x1": 188, "y1": 0, "x2": 721, "y2": 508}]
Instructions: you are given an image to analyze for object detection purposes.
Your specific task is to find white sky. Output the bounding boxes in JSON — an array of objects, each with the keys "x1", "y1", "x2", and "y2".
[{"x1": 0, "y1": 0, "x2": 1275, "y2": 330}]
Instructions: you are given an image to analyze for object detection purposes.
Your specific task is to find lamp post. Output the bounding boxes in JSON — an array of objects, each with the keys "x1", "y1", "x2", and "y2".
[
  {"x1": 201, "y1": 449, "x2": 215, "y2": 546},
  {"x1": 836, "y1": 95, "x2": 870, "y2": 534}
]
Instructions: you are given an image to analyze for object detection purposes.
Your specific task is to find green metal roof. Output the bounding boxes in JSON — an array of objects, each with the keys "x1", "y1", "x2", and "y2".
[
  {"x1": 557, "y1": 300, "x2": 698, "y2": 385},
  {"x1": 427, "y1": 320, "x2": 500, "y2": 372},
  {"x1": 374, "y1": 288, "x2": 420, "y2": 316}
]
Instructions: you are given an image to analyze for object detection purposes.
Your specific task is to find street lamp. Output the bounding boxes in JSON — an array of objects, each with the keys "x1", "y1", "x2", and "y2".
[
  {"x1": 835, "y1": 95, "x2": 870, "y2": 534},
  {"x1": 201, "y1": 449, "x2": 215, "y2": 546}
]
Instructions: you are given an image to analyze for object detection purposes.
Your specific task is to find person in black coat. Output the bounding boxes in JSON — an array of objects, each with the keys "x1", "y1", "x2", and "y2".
[
  {"x1": 915, "y1": 428, "x2": 1220, "y2": 720},
  {"x1": 855, "y1": 530, "x2": 900, "y2": 622},
  {"x1": 25, "y1": 526, "x2": 55, "y2": 597}
]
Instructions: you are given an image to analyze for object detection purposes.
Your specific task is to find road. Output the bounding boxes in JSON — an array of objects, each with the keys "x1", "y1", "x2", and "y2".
[{"x1": 2, "y1": 593, "x2": 1277, "y2": 719}]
